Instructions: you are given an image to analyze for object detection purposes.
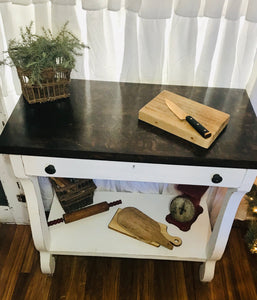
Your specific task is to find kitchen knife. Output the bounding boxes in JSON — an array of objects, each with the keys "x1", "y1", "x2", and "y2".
[{"x1": 165, "y1": 99, "x2": 212, "y2": 139}]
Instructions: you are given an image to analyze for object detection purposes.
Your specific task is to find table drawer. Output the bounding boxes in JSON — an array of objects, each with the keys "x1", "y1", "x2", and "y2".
[{"x1": 21, "y1": 155, "x2": 246, "y2": 188}]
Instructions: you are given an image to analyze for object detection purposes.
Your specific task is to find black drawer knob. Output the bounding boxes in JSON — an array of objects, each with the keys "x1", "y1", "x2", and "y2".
[
  {"x1": 45, "y1": 165, "x2": 56, "y2": 175},
  {"x1": 212, "y1": 174, "x2": 223, "y2": 184}
]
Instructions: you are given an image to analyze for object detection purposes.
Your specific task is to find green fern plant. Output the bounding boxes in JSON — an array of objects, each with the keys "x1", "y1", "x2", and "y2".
[{"x1": 1, "y1": 22, "x2": 88, "y2": 84}]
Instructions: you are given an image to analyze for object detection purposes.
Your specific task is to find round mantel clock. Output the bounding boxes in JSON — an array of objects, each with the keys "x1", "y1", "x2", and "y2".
[{"x1": 166, "y1": 194, "x2": 203, "y2": 232}]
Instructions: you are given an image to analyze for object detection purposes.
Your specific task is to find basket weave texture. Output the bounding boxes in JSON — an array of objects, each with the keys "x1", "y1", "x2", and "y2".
[
  {"x1": 50, "y1": 178, "x2": 97, "y2": 214},
  {"x1": 17, "y1": 67, "x2": 71, "y2": 104}
]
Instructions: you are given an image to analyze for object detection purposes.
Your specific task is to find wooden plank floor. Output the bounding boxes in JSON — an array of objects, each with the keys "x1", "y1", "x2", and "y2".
[{"x1": 0, "y1": 223, "x2": 257, "y2": 300}]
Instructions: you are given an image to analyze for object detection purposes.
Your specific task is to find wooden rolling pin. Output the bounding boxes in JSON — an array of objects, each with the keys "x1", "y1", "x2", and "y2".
[
  {"x1": 117, "y1": 207, "x2": 182, "y2": 250},
  {"x1": 48, "y1": 200, "x2": 122, "y2": 226}
]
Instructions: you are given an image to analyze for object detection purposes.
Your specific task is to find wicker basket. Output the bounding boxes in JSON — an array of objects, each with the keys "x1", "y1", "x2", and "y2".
[
  {"x1": 17, "y1": 67, "x2": 71, "y2": 104},
  {"x1": 50, "y1": 178, "x2": 97, "y2": 213}
]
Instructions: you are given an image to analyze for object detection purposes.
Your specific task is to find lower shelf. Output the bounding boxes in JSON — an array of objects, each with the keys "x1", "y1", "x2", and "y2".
[{"x1": 48, "y1": 191, "x2": 211, "y2": 261}]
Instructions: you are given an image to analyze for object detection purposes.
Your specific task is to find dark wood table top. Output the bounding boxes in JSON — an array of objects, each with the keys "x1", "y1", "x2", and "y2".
[{"x1": 0, "y1": 80, "x2": 256, "y2": 169}]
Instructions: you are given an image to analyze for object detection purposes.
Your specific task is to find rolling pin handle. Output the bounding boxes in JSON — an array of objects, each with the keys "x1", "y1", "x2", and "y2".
[
  {"x1": 109, "y1": 199, "x2": 122, "y2": 207},
  {"x1": 47, "y1": 218, "x2": 64, "y2": 226}
]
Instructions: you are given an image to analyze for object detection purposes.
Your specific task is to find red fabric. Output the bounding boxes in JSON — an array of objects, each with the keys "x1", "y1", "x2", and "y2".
[{"x1": 176, "y1": 184, "x2": 208, "y2": 204}]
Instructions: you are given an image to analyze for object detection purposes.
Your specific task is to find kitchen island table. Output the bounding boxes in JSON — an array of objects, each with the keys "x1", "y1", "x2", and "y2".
[{"x1": 0, "y1": 80, "x2": 256, "y2": 281}]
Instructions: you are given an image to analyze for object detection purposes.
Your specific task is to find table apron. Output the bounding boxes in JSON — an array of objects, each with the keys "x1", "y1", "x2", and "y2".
[{"x1": 21, "y1": 155, "x2": 246, "y2": 188}]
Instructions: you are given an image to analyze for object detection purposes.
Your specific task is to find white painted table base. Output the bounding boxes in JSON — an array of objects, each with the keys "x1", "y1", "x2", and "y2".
[{"x1": 10, "y1": 155, "x2": 257, "y2": 282}]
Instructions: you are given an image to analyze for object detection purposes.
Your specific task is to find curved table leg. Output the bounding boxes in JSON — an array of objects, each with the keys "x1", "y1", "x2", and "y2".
[
  {"x1": 202, "y1": 189, "x2": 245, "y2": 282},
  {"x1": 40, "y1": 252, "x2": 56, "y2": 275},
  {"x1": 199, "y1": 260, "x2": 216, "y2": 282}
]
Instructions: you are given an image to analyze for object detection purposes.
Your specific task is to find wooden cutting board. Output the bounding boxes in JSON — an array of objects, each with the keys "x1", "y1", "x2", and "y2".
[
  {"x1": 138, "y1": 90, "x2": 230, "y2": 148},
  {"x1": 108, "y1": 208, "x2": 181, "y2": 249}
]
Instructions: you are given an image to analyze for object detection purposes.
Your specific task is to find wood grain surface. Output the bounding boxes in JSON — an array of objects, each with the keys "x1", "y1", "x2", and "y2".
[
  {"x1": 138, "y1": 90, "x2": 230, "y2": 148},
  {"x1": 109, "y1": 208, "x2": 182, "y2": 249},
  {"x1": 0, "y1": 223, "x2": 256, "y2": 300},
  {"x1": 0, "y1": 81, "x2": 256, "y2": 169}
]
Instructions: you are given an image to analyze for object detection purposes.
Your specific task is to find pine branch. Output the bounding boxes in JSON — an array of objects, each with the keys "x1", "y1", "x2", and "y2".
[
  {"x1": 245, "y1": 221, "x2": 257, "y2": 254},
  {"x1": 1, "y1": 21, "x2": 88, "y2": 84}
]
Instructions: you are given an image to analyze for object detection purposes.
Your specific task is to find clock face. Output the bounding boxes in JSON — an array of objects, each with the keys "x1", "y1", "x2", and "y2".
[{"x1": 169, "y1": 196, "x2": 195, "y2": 222}]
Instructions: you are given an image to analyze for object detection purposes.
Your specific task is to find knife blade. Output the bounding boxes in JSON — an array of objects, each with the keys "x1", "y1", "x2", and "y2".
[{"x1": 165, "y1": 99, "x2": 212, "y2": 139}]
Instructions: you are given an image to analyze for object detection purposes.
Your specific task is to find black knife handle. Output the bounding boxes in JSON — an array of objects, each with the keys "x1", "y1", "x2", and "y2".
[{"x1": 186, "y1": 116, "x2": 211, "y2": 139}]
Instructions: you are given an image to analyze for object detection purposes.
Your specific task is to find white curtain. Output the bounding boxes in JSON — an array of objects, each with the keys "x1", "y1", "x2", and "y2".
[
  {"x1": 84, "y1": 0, "x2": 257, "y2": 114},
  {"x1": 0, "y1": 0, "x2": 257, "y2": 114}
]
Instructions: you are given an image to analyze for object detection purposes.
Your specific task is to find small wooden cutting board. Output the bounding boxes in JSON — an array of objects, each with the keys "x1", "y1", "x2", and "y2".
[
  {"x1": 138, "y1": 90, "x2": 230, "y2": 148},
  {"x1": 108, "y1": 208, "x2": 179, "y2": 248}
]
